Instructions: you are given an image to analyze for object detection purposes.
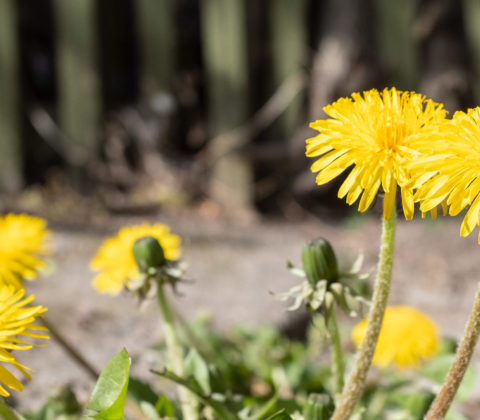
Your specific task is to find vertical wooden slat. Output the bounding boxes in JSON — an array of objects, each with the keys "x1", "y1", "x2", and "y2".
[
  {"x1": 53, "y1": 0, "x2": 100, "y2": 173},
  {"x1": 269, "y1": 0, "x2": 307, "y2": 137},
  {"x1": 0, "y1": 0, "x2": 23, "y2": 192},
  {"x1": 136, "y1": 0, "x2": 175, "y2": 94},
  {"x1": 463, "y1": 0, "x2": 480, "y2": 101},
  {"x1": 373, "y1": 0, "x2": 419, "y2": 88},
  {"x1": 200, "y1": 0, "x2": 252, "y2": 213}
]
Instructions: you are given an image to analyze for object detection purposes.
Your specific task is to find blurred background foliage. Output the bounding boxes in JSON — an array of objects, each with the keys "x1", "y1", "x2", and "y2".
[{"x1": 0, "y1": 0, "x2": 477, "y2": 221}]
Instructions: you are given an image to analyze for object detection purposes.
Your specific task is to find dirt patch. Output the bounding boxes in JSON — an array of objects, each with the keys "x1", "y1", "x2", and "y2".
[{"x1": 15, "y1": 211, "x2": 480, "y2": 412}]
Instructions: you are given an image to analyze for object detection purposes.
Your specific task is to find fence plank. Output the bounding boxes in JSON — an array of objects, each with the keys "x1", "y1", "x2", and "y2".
[
  {"x1": 269, "y1": 0, "x2": 307, "y2": 137},
  {"x1": 373, "y1": 0, "x2": 419, "y2": 88},
  {"x1": 0, "y1": 0, "x2": 23, "y2": 192},
  {"x1": 463, "y1": 0, "x2": 480, "y2": 101},
  {"x1": 135, "y1": 0, "x2": 175, "y2": 94},
  {"x1": 200, "y1": 0, "x2": 252, "y2": 214},
  {"x1": 53, "y1": 0, "x2": 101, "y2": 176}
]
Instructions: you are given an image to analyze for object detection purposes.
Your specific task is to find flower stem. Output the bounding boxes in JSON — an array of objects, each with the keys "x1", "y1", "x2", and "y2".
[
  {"x1": 331, "y1": 207, "x2": 396, "y2": 420},
  {"x1": 40, "y1": 316, "x2": 99, "y2": 380},
  {"x1": 0, "y1": 398, "x2": 22, "y2": 420},
  {"x1": 157, "y1": 285, "x2": 199, "y2": 420},
  {"x1": 425, "y1": 282, "x2": 480, "y2": 419},
  {"x1": 327, "y1": 309, "x2": 345, "y2": 397}
]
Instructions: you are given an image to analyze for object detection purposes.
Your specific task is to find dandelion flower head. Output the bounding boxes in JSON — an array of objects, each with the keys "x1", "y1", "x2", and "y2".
[
  {"x1": 413, "y1": 107, "x2": 480, "y2": 242},
  {"x1": 306, "y1": 88, "x2": 447, "y2": 220},
  {"x1": 0, "y1": 286, "x2": 49, "y2": 396},
  {"x1": 90, "y1": 223, "x2": 181, "y2": 295},
  {"x1": 352, "y1": 306, "x2": 438, "y2": 369},
  {"x1": 0, "y1": 214, "x2": 50, "y2": 289}
]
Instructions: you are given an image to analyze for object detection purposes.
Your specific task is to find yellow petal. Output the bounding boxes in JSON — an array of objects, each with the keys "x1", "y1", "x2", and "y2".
[{"x1": 400, "y1": 187, "x2": 414, "y2": 220}]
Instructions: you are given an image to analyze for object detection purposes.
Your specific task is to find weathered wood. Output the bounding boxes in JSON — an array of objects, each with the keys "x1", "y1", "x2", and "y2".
[
  {"x1": 373, "y1": 0, "x2": 419, "y2": 88},
  {"x1": 269, "y1": 0, "x2": 307, "y2": 137},
  {"x1": 200, "y1": 0, "x2": 252, "y2": 214},
  {"x1": 53, "y1": 0, "x2": 100, "y2": 173},
  {"x1": 419, "y1": 0, "x2": 471, "y2": 112},
  {"x1": 0, "y1": 0, "x2": 23, "y2": 192},
  {"x1": 309, "y1": 0, "x2": 373, "y2": 120},
  {"x1": 462, "y1": 0, "x2": 480, "y2": 102},
  {"x1": 135, "y1": 0, "x2": 175, "y2": 94}
]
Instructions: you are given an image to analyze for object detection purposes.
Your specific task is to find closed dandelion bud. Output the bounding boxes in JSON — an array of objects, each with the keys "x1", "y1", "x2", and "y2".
[
  {"x1": 301, "y1": 238, "x2": 339, "y2": 287},
  {"x1": 133, "y1": 236, "x2": 166, "y2": 273}
]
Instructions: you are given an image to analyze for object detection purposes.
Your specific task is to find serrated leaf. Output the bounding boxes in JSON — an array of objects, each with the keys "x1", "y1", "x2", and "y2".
[
  {"x1": 88, "y1": 349, "x2": 131, "y2": 419},
  {"x1": 152, "y1": 368, "x2": 239, "y2": 420},
  {"x1": 184, "y1": 348, "x2": 211, "y2": 394}
]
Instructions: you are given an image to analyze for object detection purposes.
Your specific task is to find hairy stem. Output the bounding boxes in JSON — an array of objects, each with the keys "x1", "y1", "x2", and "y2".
[
  {"x1": 331, "y1": 208, "x2": 396, "y2": 420},
  {"x1": 425, "y1": 282, "x2": 480, "y2": 419},
  {"x1": 40, "y1": 316, "x2": 99, "y2": 380},
  {"x1": 327, "y1": 309, "x2": 345, "y2": 397},
  {"x1": 157, "y1": 286, "x2": 199, "y2": 420}
]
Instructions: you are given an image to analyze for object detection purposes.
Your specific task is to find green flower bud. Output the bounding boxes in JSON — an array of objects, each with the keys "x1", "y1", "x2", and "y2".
[
  {"x1": 133, "y1": 236, "x2": 166, "y2": 272},
  {"x1": 301, "y1": 238, "x2": 339, "y2": 287}
]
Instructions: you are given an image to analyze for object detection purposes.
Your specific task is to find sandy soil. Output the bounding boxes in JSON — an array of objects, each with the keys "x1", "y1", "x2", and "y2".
[{"x1": 13, "y1": 210, "x2": 480, "y2": 413}]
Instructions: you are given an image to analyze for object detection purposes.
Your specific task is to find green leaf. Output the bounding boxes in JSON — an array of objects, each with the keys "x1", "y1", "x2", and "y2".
[
  {"x1": 302, "y1": 393, "x2": 334, "y2": 420},
  {"x1": 388, "y1": 391, "x2": 434, "y2": 418},
  {"x1": 139, "y1": 402, "x2": 161, "y2": 420},
  {"x1": 88, "y1": 349, "x2": 131, "y2": 419},
  {"x1": 155, "y1": 395, "x2": 175, "y2": 418},
  {"x1": 152, "y1": 368, "x2": 240, "y2": 420},
  {"x1": 247, "y1": 394, "x2": 278, "y2": 420},
  {"x1": 264, "y1": 410, "x2": 292, "y2": 420},
  {"x1": 418, "y1": 354, "x2": 476, "y2": 401},
  {"x1": 184, "y1": 348, "x2": 211, "y2": 394},
  {"x1": 127, "y1": 377, "x2": 158, "y2": 406},
  {"x1": 24, "y1": 386, "x2": 82, "y2": 420}
]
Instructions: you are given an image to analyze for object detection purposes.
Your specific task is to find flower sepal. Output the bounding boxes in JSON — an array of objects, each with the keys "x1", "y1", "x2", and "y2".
[
  {"x1": 280, "y1": 238, "x2": 370, "y2": 320},
  {"x1": 130, "y1": 237, "x2": 187, "y2": 299}
]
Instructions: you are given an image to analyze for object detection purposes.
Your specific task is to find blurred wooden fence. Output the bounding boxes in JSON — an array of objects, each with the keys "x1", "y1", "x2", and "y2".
[{"x1": 0, "y1": 0, "x2": 478, "y2": 212}]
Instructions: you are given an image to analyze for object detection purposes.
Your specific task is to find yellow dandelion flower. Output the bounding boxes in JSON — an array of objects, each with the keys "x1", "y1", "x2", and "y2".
[
  {"x1": 0, "y1": 214, "x2": 50, "y2": 289},
  {"x1": 413, "y1": 107, "x2": 480, "y2": 242},
  {"x1": 90, "y1": 223, "x2": 181, "y2": 295},
  {"x1": 352, "y1": 306, "x2": 438, "y2": 369},
  {"x1": 306, "y1": 88, "x2": 447, "y2": 220},
  {"x1": 0, "y1": 285, "x2": 49, "y2": 396}
]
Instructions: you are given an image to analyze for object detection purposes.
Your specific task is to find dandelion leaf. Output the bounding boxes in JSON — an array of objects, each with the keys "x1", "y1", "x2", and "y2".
[{"x1": 88, "y1": 348, "x2": 131, "y2": 419}]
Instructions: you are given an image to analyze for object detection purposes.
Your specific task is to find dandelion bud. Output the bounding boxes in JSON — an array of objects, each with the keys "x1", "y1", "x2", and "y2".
[
  {"x1": 301, "y1": 238, "x2": 339, "y2": 287},
  {"x1": 133, "y1": 236, "x2": 166, "y2": 272}
]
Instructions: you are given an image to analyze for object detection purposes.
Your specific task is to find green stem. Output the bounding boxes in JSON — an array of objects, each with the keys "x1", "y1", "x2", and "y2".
[
  {"x1": 331, "y1": 207, "x2": 396, "y2": 420},
  {"x1": 0, "y1": 398, "x2": 22, "y2": 420},
  {"x1": 157, "y1": 286, "x2": 199, "y2": 420},
  {"x1": 425, "y1": 282, "x2": 480, "y2": 419},
  {"x1": 40, "y1": 316, "x2": 99, "y2": 380},
  {"x1": 327, "y1": 309, "x2": 345, "y2": 397}
]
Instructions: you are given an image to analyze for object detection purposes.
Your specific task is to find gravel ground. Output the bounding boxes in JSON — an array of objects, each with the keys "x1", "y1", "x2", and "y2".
[{"x1": 12, "y1": 211, "x2": 480, "y2": 413}]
